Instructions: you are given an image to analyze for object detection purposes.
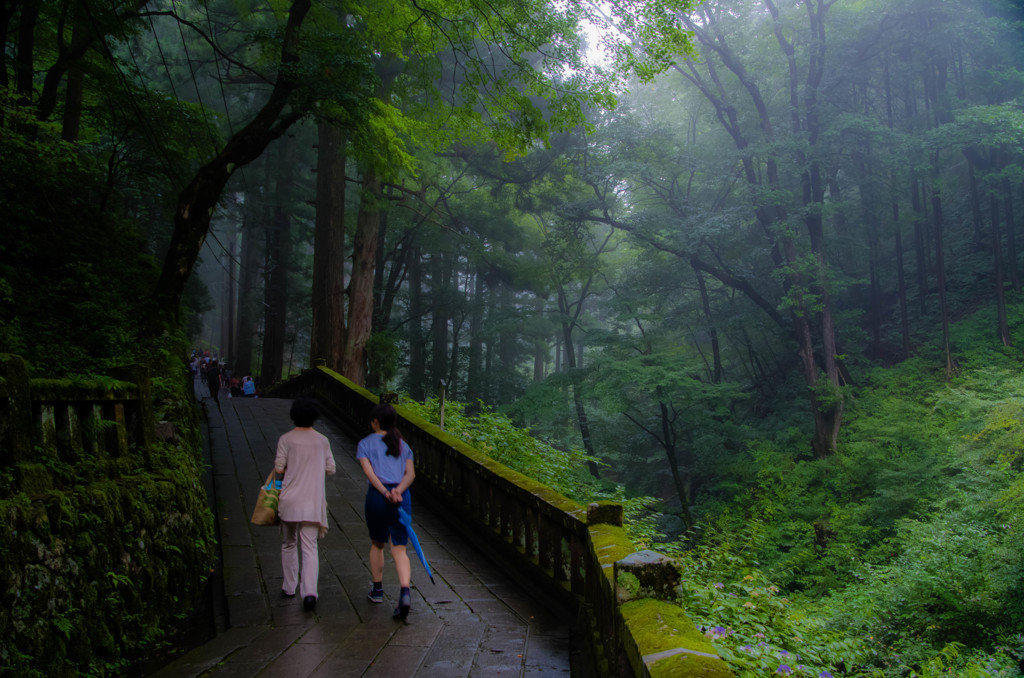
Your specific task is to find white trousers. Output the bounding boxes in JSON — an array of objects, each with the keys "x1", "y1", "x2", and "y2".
[{"x1": 280, "y1": 521, "x2": 320, "y2": 599}]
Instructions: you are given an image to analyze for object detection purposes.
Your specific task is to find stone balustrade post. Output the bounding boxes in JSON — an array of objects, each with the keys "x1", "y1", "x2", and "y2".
[
  {"x1": 588, "y1": 501, "x2": 623, "y2": 526},
  {"x1": 0, "y1": 354, "x2": 33, "y2": 464},
  {"x1": 110, "y1": 364, "x2": 155, "y2": 451},
  {"x1": 614, "y1": 550, "x2": 682, "y2": 603}
]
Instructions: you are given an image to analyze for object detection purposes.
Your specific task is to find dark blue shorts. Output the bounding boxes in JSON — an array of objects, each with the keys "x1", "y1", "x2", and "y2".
[{"x1": 365, "y1": 484, "x2": 410, "y2": 546}]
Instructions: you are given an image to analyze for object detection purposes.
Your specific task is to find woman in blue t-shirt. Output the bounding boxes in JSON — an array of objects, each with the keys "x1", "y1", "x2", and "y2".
[{"x1": 356, "y1": 403, "x2": 415, "y2": 619}]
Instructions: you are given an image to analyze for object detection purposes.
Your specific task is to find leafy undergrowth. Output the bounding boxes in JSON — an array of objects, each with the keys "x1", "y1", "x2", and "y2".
[
  {"x1": 398, "y1": 299, "x2": 1024, "y2": 676},
  {"x1": 673, "y1": 303, "x2": 1024, "y2": 676}
]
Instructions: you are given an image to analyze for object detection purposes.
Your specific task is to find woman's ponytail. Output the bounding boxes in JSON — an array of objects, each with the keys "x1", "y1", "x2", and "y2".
[{"x1": 370, "y1": 403, "x2": 404, "y2": 457}]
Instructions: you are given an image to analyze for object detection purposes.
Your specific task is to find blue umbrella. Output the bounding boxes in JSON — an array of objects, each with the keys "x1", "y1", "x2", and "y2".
[{"x1": 397, "y1": 506, "x2": 435, "y2": 584}]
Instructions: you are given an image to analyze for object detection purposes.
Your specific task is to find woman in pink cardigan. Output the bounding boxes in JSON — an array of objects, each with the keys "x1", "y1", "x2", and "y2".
[{"x1": 274, "y1": 398, "x2": 336, "y2": 611}]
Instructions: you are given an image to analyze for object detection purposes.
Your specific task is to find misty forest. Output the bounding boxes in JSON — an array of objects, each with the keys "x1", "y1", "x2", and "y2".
[{"x1": 4, "y1": 0, "x2": 1024, "y2": 675}]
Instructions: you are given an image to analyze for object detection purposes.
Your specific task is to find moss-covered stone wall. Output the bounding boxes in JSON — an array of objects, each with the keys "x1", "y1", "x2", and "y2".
[{"x1": 0, "y1": 365, "x2": 216, "y2": 677}]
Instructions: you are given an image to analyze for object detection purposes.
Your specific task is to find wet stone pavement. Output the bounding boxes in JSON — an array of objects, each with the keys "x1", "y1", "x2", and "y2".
[{"x1": 148, "y1": 395, "x2": 575, "y2": 677}]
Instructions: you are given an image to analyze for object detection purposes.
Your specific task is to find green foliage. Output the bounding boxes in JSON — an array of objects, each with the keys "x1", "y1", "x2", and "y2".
[
  {"x1": 402, "y1": 395, "x2": 686, "y2": 563},
  {"x1": 0, "y1": 440, "x2": 216, "y2": 677},
  {"x1": 670, "y1": 522, "x2": 870, "y2": 678},
  {"x1": 0, "y1": 101, "x2": 158, "y2": 377},
  {"x1": 0, "y1": 329, "x2": 215, "y2": 676},
  {"x1": 592, "y1": 0, "x2": 699, "y2": 85},
  {"x1": 402, "y1": 397, "x2": 601, "y2": 498},
  {"x1": 366, "y1": 330, "x2": 401, "y2": 390},
  {"x1": 905, "y1": 641, "x2": 1023, "y2": 678},
  {"x1": 673, "y1": 299, "x2": 1024, "y2": 676}
]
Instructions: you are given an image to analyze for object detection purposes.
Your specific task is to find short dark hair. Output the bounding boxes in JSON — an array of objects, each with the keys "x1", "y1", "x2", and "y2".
[{"x1": 290, "y1": 398, "x2": 320, "y2": 427}]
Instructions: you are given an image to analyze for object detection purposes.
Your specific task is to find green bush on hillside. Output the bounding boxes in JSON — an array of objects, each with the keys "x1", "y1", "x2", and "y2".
[{"x1": 680, "y1": 299, "x2": 1024, "y2": 675}]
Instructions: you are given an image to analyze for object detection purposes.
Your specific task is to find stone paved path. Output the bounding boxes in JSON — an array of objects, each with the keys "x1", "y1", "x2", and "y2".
[{"x1": 149, "y1": 396, "x2": 574, "y2": 677}]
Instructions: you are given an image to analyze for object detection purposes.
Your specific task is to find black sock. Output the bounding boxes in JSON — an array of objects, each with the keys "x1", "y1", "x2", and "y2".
[{"x1": 372, "y1": 581, "x2": 383, "y2": 592}]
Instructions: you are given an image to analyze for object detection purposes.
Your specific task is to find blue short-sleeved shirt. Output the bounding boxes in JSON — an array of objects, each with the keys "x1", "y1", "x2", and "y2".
[{"x1": 356, "y1": 433, "x2": 413, "y2": 484}]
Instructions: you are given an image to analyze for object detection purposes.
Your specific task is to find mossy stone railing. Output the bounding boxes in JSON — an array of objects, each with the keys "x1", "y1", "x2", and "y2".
[
  {"x1": 0, "y1": 353, "x2": 216, "y2": 676},
  {"x1": 271, "y1": 366, "x2": 733, "y2": 678},
  {"x1": 0, "y1": 354, "x2": 155, "y2": 466}
]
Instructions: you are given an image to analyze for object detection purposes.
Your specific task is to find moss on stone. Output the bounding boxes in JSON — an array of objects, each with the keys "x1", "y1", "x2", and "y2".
[
  {"x1": 589, "y1": 523, "x2": 635, "y2": 575},
  {"x1": 646, "y1": 651, "x2": 735, "y2": 677},
  {"x1": 16, "y1": 464, "x2": 54, "y2": 496},
  {"x1": 0, "y1": 364, "x2": 216, "y2": 677},
  {"x1": 587, "y1": 500, "x2": 624, "y2": 526},
  {"x1": 619, "y1": 599, "x2": 733, "y2": 678},
  {"x1": 621, "y1": 599, "x2": 718, "y2": 655},
  {"x1": 618, "y1": 571, "x2": 641, "y2": 597}
]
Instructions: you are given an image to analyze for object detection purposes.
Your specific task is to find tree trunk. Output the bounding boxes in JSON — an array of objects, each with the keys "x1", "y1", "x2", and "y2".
[
  {"x1": 310, "y1": 121, "x2": 347, "y2": 370},
  {"x1": 150, "y1": 0, "x2": 310, "y2": 328},
  {"x1": 968, "y1": 164, "x2": 985, "y2": 247},
  {"x1": 885, "y1": 56, "x2": 911, "y2": 361},
  {"x1": 341, "y1": 167, "x2": 382, "y2": 385},
  {"x1": 658, "y1": 402, "x2": 693, "y2": 529},
  {"x1": 932, "y1": 187, "x2": 954, "y2": 379},
  {"x1": 222, "y1": 233, "x2": 236, "y2": 365},
  {"x1": 861, "y1": 165, "x2": 882, "y2": 354},
  {"x1": 374, "y1": 211, "x2": 414, "y2": 331},
  {"x1": 234, "y1": 199, "x2": 264, "y2": 378},
  {"x1": 680, "y1": 0, "x2": 842, "y2": 457},
  {"x1": 407, "y1": 244, "x2": 426, "y2": 400},
  {"x1": 558, "y1": 288, "x2": 599, "y2": 478},
  {"x1": 893, "y1": 201, "x2": 911, "y2": 360},
  {"x1": 1004, "y1": 179, "x2": 1019, "y2": 290},
  {"x1": 911, "y1": 176, "x2": 928, "y2": 314},
  {"x1": 554, "y1": 330, "x2": 562, "y2": 373},
  {"x1": 61, "y1": 20, "x2": 85, "y2": 142},
  {"x1": 429, "y1": 252, "x2": 450, "y2": 393},
  {"x1": 991, "y1": 194, "x2": 1011, "y2": 346},
  {"x1": 484, "y1": 329, "x2": 494, "y2": 403},
  {"x1": 466, "y1": 266, "x2": 486, "y2": 403},
  {"x1": 533, "y1": 296, "x2": 547, "y2": 383},
  {"x1": 695, "y1": 270, "x2": 722, "y2": 383},
  {"x1": 372, "y1": 209, "x2": 389, "y2": 331},
  {"x1": 260, "y1": 142, "x2": 293, "y2": 384},
  {"x1": 260, "y1": 205, "x2": 290, "y2": 383},
  {"x1": 15, "y1": 0, "x2": 39, "y2": 106},
  {"x1": 448, "y1": 299, "x2": 464, "y2": 402},
  {"x1": 498, "y1": 280, "x2": 517, "y2": 382},
  {"x1": 807, "y1": 168, "x2": 843, "y2": 457},
  {"x1": 0, "y1": 1, "x2": 13, "y2": 92}
]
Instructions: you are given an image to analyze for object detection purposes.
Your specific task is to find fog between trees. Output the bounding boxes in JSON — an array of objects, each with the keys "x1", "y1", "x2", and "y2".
[{"x1": 4, "y1": 0, "x2": 1024, "y2": 672}]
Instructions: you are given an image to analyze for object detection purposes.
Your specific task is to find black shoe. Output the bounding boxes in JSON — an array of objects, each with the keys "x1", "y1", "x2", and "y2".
[
  {"x1": 303, "y1": 595, "x2": 317, "y2": 611},
  {"x1": 281, "y1": 590, "x2": 296, "y2": 599},
  {"x1": 393, "y1": 589, "x2": 411, "y2": 620}
]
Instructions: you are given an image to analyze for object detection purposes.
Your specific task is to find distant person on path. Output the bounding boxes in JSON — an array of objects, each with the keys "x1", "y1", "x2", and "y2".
[
  {"x1": 274, "y1": 398, "x2": 336, "y2": 612},
  {"x1": 357, "y1": 403, "x2": 416, "y2": 620},
  {"x1": 242, "y1": 376, "x2": 256, "y2": 397},
  {"x1": 205, "y1": 360, "x2": 222, "y2": 401}
]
